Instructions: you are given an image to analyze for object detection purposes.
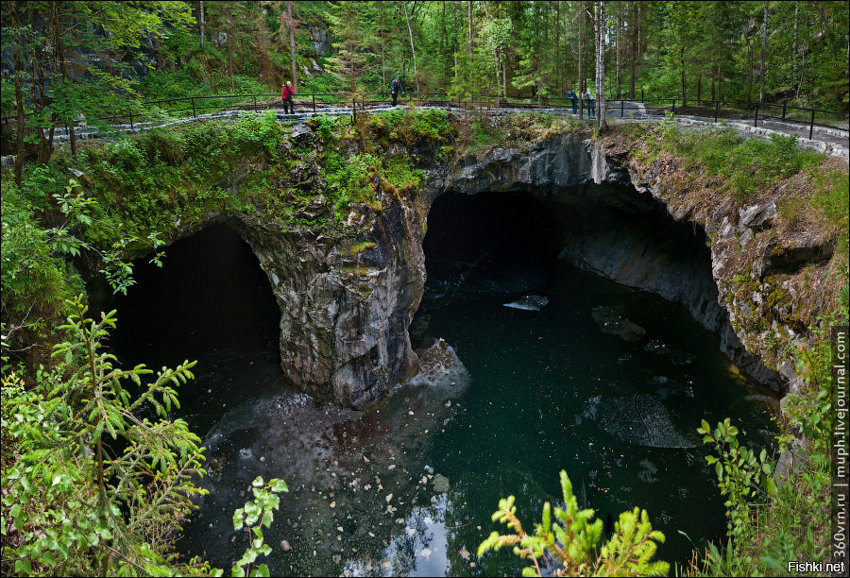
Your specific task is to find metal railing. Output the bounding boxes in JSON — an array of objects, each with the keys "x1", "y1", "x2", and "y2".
[
  {"x1": 637, "y1": 96, "x2": 848, "y2": 138},
  {"x1": 2, "y1": 90, "x2": 847, "y2": 156}
]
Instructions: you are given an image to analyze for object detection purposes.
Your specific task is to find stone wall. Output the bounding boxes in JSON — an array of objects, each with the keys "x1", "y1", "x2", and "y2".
[
  {"x1": 130, "y1": 123, "x2": 840, "y2": 407},
  {"x1": 437, "y1": 132, "x2": 786, "y2": 390}
]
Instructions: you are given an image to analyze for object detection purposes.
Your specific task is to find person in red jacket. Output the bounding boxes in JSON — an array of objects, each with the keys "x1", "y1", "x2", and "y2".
[{"x1": 281, "y1": 81, "x2": 295, "y2": 115}]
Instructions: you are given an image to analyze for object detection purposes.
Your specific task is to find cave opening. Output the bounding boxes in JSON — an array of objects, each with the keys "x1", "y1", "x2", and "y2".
[
  {"x1": 106, "y1": 222, "x2": 285, "y2": 434},
  {"x1": 411, "y1": 185, "x2": 779, "y2": 565},
  {"x1": 418, "y1": 190, "x2": 562, "y2": 315}
]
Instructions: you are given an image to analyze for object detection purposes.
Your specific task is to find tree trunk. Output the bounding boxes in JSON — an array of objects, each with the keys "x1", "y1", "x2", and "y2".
[
  {"x1": 792, "y1": 1, "x2": 798, "y2": 95},
  {"x1": 680, "y1": 46, "x2": 686, "y2": 107},
  {"x1": 578, "y1": 0, "x2": 583, "y2": 118},
  {"x1": 759, "y1": 0, "x2": 767, "y2": 103},
  {"x1": 615, "y1": 6, "x2": 621, "y2": 98},
  {"x1": 791, "y1": 1, "x2": 799, "y2": 94},
  {"x1": 228, "y1": 42, "x2": 234, "y2": 92},
  {"x1": 595, "y1": 0, "x2": 606, "y2": 130},
  {"x1": 630, "y1": 1, "x2": 637, "y2": 98},
  {"x1": 537, "y1": 58, "x2": 542, "y2": 109},
  {"x1": 402, "y1": 1, "x2": 418, "y2": 95},
  {"x1": 10, "y1": 2, "x2": 25, "y2": 185},
  {"x1": 555, "y1": 0, "x2": 561, "y2": 94},
  {"x1": 717, "y1": 65, "x2": 723, "y2": 103},
  {"x1": 54, "y1": 3, "x2": 75, "y2": 158},
  {"x1": 381, "y1": 42, "x2": 386, "y2": 95},
  {"x1": 468, "y1": 1, "x2": 473, "y2": 57},
  {"x1": 287, "y1": 1, "x2": 298, "y2": 91},
  {"x1": 200, "y1": 0, "x2": 205, "y2": 48},
  {"x1": 697, "y1": 70, "x2": 702, "y2": 106}
]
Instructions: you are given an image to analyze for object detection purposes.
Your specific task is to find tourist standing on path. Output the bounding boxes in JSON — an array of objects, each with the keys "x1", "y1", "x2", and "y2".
[
  {"x1": 281, "y1": 81, "x2": 295, "y2": 115},
  {"x1": 390, "y1": 77, "x2": 403, "y2": 106},
  {"x1": 567, "y1": 89, "x2": 578, "y2": 114},
  {"x1": 583, "y1": 86, "x2": 595, "y2": 116}
]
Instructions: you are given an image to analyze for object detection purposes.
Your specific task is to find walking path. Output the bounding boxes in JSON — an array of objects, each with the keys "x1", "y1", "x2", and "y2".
[{"x1": 2, "y1": 101, "x2": 847, "y2": 169}]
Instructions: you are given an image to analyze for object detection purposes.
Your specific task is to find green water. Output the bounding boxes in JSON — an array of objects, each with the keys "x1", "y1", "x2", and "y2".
[
  {"x1": 403, "y1": 260, "x2": 779, "y2": 575},
  {"x1": 109, "y1": 222, "x2": 779, "y2": 576}
]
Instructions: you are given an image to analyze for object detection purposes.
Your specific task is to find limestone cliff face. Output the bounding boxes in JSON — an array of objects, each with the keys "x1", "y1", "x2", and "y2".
[
  {"x1": 436, "y1": 132, "x2": 786, "y2": 390},
  {"x1": 135, "y1": 121, "x2": 837, "y2": 407},
  {"x1": 232, "y1": 183, "x2": 426, "y2": 409}
]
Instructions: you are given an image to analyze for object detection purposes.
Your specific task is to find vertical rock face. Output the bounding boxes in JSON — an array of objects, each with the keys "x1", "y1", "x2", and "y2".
[
  {"x1": 437, "y1": 131, "x2": 787, "y2": 390},
  {"x1": 155, "y1": 124, "x2": 831, "y2": 407},
  {"x1": 232, "y1": 185, "x2": 426, "y2": 409}
]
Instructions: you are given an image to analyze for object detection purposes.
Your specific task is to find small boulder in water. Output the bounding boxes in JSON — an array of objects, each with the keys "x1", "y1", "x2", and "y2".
[
  {"x1": 592, "y1": 305, "x2": 646, "y2": 342},
  {"x1": 432, "y1": 474, "x2": 450, "y2": 492},
  {"x1": 503, "y1": 295, "x2": 549, "y2": 311}
]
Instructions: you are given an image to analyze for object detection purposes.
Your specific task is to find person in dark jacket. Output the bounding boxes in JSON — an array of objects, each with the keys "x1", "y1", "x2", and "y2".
[
  {"x1": 390, "y1": 77, "x2": 402, "y2": 106},
  {"x1": 567, "y1": 89, "x2": 578, "y2": 114},
  {"x1": 281, "y1": 81, "x2": 295, "y2": 115}
]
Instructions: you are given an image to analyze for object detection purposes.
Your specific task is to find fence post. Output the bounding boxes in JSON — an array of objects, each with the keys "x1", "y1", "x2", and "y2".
[
  {"x1": 620, "y1": 99, "x2": 624, "y2": 117},
  {"x1": 641, "y1": 88, "x2": 644, "y2": 103},
  {"x1": 671, "y1": 98, "x2": 676, "y2": 113},
  {"x1": 781, "y1": 102, "x2": 786, "y2": 121},
  {"x1": 128, "y1": 111, "x2": 134, "y2": 130},
  {"x1": 253, "y1": 94, "x2": 257, "y2": 110},
  {"x1": 809, "y1": 109, "x2": 815, "y2": 140},
  {"x1": 191, "y1": 97, "x2": 197, "y2": 119},
  {"x1": 754, "y1": 103, "x2": 759, "y2": 127},
  {"x1": 714, "y1": 100, "x2": 720, "y2": 123},
  {"x1": 312, "y1": 94, "x2": 316, "y2": 113}
]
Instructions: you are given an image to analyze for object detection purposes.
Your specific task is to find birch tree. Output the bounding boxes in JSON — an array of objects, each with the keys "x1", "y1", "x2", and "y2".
[{"x1": 594, "y1": 0, "x2": 606, "y2": 130}]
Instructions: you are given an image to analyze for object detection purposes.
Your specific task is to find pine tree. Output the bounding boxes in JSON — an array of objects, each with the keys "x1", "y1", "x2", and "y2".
[{"x1": 325, "y1": 1, "x2": 375, "y2": 99}]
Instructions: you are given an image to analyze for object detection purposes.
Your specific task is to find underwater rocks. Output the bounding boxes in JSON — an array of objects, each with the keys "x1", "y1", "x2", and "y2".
[
  {"x1": 405, "y1": 338, "x2": 470, "y2": 392},
  {"x1": 591, "y1": 305, "x2": 646, "y2": 342},
  {"x1": 503, "y1": 295, "x2": 549, "y2": 311}
]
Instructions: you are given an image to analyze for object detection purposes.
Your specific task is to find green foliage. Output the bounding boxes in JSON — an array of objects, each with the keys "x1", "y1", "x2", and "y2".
[
  {"x1": 689, "y1": 306, "x2": 847, "y2": 576},
  {"x1": 368, "y1": 108, "x2": 456, "y2": 145},
  {"x1": 811, "y1": 167, "x2": 850, "y2": 230},
  {"x1": 697, "y1": 418, "x2": 777, "y2": 541},
  {"x1": 408, "y1": 109, "x2": 454, "y2": 142},
  {"x1": 216, "y1": 477, "x2": 288, "y2": 578},
  {"x1": 1, "y1": 298, "x2": 290, "y2": 577},
  {"x1": 308, "y1": 114, "x2": 344, "y2": 142},
  {"x1": 322, "y1": 152, "x2": 382, "y2": 219},
  {"x1": 1, "y1": 179, "x2": 72, "y2": 325},
  {"x1": 381, "y1": 156, "x2": 423, "y2": 194},
  {"x1": 1, "y1": 296, "x2": 205, "y2": 576},
  {"x1": 75, "y1": 112, "x2": 280, "y2": 240},
  {"x1": 478, "y1": 470, "x2": 668, "y2": 577},
  {"x1": 651, "y1": 124, "x2": 824, "y2": 202},
  {"x1": 324, "y1": 1, "x2": 374, "y2": 97},
  {"x1": 1, "y1": 1, "x2": 195, "y2": 167}
]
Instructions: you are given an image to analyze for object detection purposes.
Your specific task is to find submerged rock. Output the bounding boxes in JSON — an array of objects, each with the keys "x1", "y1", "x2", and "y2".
[
  {"x1": 594, "y1": 394, "x2": 697, "y2": 448},
  {"x1": 503, "y1": 295, "x2": 549, "y2": 311},
  {"x1": 591, "y1": 305, "x2": 647, "y2": 342},
  {"x1": 406, "y1": 338, "x2": 470, "y2": 390},
  {"x1": 432, "y1": 474, "x2": 450, "y2": 493}
]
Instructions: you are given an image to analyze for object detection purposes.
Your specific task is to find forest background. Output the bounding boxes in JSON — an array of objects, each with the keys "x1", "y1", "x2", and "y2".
[{"x1": 2, "y1": 0, "x2": 848, "y2": 143}]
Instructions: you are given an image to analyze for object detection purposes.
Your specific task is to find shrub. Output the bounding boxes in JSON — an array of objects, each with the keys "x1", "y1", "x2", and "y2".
[
  {"x1": 478, "y1": 470, "x2": 669, "y2": 577},
  {"x1": 1, "y1": 298, "x2": 288, "y2": 577}
]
